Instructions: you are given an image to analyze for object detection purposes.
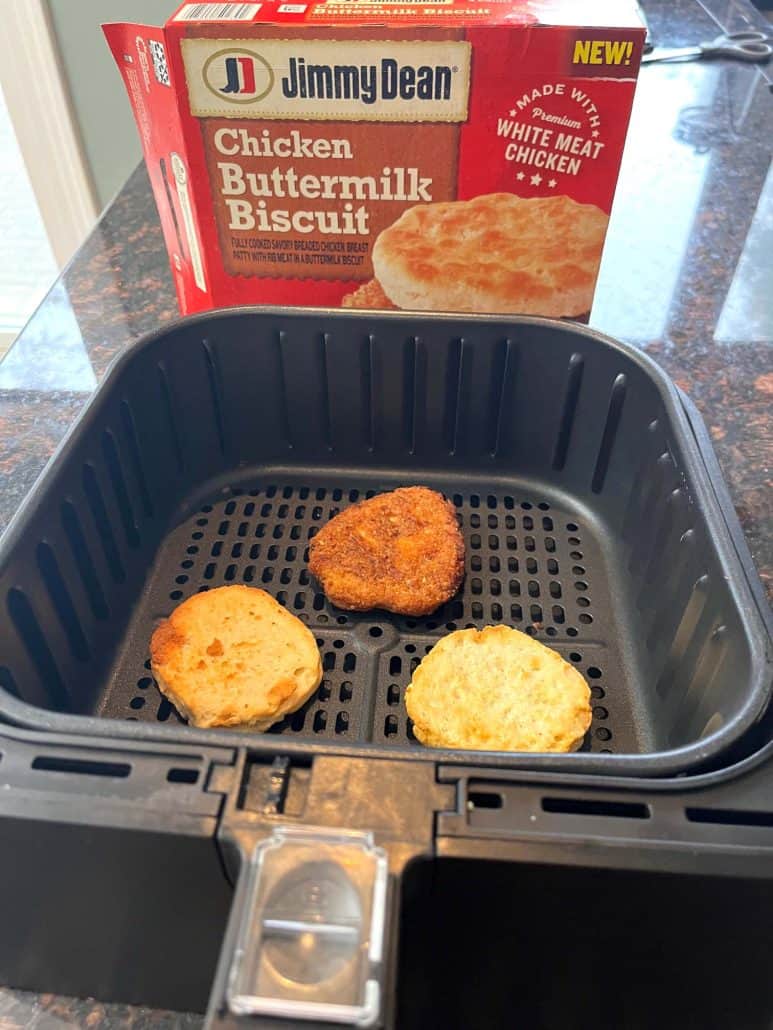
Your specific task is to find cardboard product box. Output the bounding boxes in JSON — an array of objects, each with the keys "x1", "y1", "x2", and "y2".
[{"x1": 105, "y1": 1, "x2": 644, "y2": 318}]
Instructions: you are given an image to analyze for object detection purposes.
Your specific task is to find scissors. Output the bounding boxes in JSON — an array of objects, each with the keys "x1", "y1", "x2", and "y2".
[{"x1": 642, "y1": 30, "x2": 772, "y2": 64}]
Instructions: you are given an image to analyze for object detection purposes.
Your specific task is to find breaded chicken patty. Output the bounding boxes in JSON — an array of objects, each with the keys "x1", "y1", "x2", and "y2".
[{"x1": 308, "y1": 486, "x2": 464, "y2": 616}]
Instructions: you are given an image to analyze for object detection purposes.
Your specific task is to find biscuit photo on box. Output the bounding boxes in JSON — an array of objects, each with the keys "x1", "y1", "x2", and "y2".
[
  {"x1": 365, "y1": 193, "x2": 608, "y2": 318},
  {"x1": 341, "y1": 278, "x2": 396, "y2": 310}
]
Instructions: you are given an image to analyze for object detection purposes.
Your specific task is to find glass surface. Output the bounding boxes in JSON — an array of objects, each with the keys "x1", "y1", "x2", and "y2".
[{"x1": 0, "y1": 83, "x2": 58, "y2": 341}]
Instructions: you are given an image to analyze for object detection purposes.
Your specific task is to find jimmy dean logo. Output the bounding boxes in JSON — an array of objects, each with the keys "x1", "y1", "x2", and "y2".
[
  {"x1": 282, "y1": 56, "x2": 453, "y2": 104},
  {"x1": 182, "y1": 37, "x2": 471, "y2": 122}
]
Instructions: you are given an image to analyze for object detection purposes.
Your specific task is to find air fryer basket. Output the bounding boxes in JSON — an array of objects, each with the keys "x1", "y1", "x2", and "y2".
[{"x1": 0, "y1": 309, "x2": 768, "y2": 776}]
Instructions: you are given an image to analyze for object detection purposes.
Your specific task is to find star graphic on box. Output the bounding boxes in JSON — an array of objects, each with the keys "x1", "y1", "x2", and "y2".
[
  {"x1": 548, "y1": 178, "x2": 557, "y2": 188},
  {"x1": 509, "y1": 109, "x2": 517, "y2": 116},
  {"x1": 530, "y1": 173, "x2": 542, "y2": 185},
  {"x1": 592, "y1": 130, "x2": 600, "y2": 138},
  {"x1": 516, "y1": 171, "x2": 525, "y2": 180}
]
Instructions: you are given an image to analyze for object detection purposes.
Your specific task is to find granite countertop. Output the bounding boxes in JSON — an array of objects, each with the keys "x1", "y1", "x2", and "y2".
[{"x1": 0, "y1": 0, "x2": 771, "y2": 1025}]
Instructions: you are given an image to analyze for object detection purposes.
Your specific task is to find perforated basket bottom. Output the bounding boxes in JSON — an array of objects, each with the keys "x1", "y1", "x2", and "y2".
[{"x1": 99, "y1": 476, "x2": 641, "y2": 754}]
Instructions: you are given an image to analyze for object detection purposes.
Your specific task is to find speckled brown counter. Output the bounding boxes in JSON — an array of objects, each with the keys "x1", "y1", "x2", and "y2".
[{"x1": 0, "y1": 0, "x2": 771, "y2": 1024}]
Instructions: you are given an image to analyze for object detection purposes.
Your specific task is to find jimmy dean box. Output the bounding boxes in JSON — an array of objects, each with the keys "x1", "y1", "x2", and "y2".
[{"x1": 105, "y1": 1, "x2": 644, "y2": 318}]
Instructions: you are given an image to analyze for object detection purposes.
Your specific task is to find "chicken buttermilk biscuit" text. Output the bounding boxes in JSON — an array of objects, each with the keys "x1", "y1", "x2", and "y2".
[{"x1": 216, "y1": 130, "x2": 434, "y2": 234}]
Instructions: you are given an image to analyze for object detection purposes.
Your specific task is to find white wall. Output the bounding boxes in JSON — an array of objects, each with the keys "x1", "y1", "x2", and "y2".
[{"x1": 47, "y1": 0, "x2": 178, "y2": 209}]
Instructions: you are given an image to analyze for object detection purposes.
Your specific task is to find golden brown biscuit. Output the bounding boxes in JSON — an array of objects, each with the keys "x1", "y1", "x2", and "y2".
[
  {"x1": 341, "y1": 278, "x2": 397, "y2": 309},
  {"x1": 372, "y1": 193, "x2": 608, "y2": 317},
  {"x1": 308, "y1": 486, "x2": 464, "y2": 616},
  {"x1": 150, "y1": 585, "x2": 321, "y2": 729},
  {"x1": 405, "y1": 625, "x2": 592, "y2": 752}
]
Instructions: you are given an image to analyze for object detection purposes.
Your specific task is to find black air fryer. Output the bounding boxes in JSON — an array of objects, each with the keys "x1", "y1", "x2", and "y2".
[{"x1": 0, "y1": 310, "x2": 770, "y2": 1029}]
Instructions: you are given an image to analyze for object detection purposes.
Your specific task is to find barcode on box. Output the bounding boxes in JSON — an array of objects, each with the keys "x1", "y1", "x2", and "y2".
[
  {"x1": 175, "y1": 3, "x2": 260, "y2": 20},
  {"x1": 148, "y1": 39, "x2": 170, "y2": 85}
]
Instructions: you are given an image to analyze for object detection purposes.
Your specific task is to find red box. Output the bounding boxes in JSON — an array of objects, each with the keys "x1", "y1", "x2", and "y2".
[{"x1": 105, "y1": 1, "x2": 644, "y2": 318}]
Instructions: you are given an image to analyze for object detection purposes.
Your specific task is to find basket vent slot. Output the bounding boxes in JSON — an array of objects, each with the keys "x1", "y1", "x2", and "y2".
[
  {"x1": 82, "y1": 463, "x2": 125, "y2": 583},
  {"x1": 656, "y1": 575, "x2": 709, "y2": 698},
  {"x1": 31, "y1": 755, "x2": 131, "y2": 778},
  {"x1": 202, "y1": 339, "x2": 228, "y2": 456},
  {"x1": 167, "y1": 767, "x2": 200, "y2": 784},
  {"x1": 362, "y1": 334, "x2": 375, "y2": 451},
  {"x1": 403, "y1": 335, "x2": 418, "y2": 454},
  {"x1": 552, "y1": 351, "x2": 584, "y2": 470},
  {"x1": 275, "y1": 330, "x2": 293, "y2": 449},
  {"x1": 157, "y1": 361, "x2": 185, "y2": 472},
  {"x1": 36, "y1": 542, "x2": 90, "y2": 662},
  {"x1": 592, "y1": 373, "x2": 627, "y2": 493},
  {"x1": 61, "y1": 501, "x2": 109, "y2": 620},
  {"x1": 685, "y1": 808, "x2": 773, "y2": 828},
  {"x1": 120, "y1": 399, "x2": 154, "y2": 518},
  {"x1": 445, "y1": 337, "x2": 463, "y2": 454},
  {"x1": 0, "y1": 666, "x2": 20, "y2": 698},
  {"x1": 469, "y1": 790, "x2": 504, "y2": 810},
  {"x1": 542, "y1": 797, "x2": 650, "y2": 820},
  {"x1": 102, "y1": 429, "x2": 139, "y2": 548},
  {"x1": 7, "y1": 588, "x2": 70, "y2": 710},
  {"x1": 319, "y1": 332, "x2": 333, "y2": 451},
  {"x1": 488, "y1": 337, "x2": 513, "y2": 457}
]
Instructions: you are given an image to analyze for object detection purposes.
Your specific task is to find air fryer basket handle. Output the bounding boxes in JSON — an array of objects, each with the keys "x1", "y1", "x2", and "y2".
[
  {"x1": 203, "y1": 753, "x2": 449, "y2": 1028},
  {"x1": 203, "y1": 827, "x2": 409, "y2": 1030}
]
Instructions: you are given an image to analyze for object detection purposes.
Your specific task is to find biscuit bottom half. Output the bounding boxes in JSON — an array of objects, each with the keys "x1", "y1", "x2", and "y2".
[{"x1": 405, "y1": 625, "x2": 592, "y2": 753}]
